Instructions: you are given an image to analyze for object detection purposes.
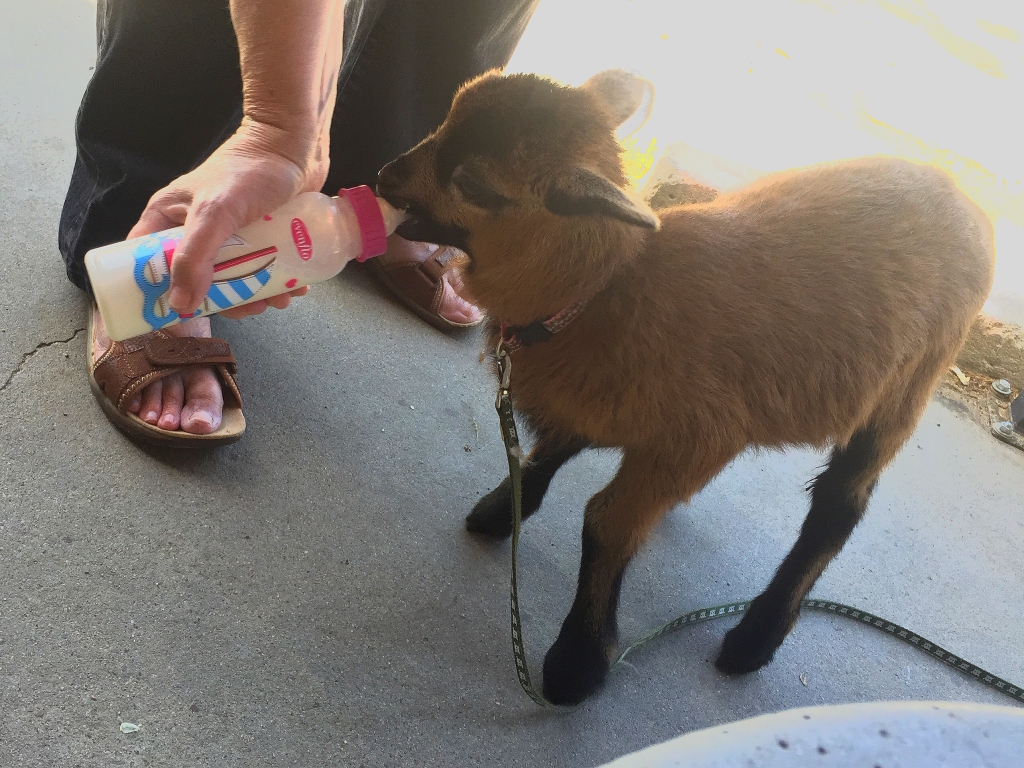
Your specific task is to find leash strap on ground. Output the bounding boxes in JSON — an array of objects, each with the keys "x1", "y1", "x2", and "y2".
[{"x1": 493, "y1": 348, "x2": 1024, "y2": 709}]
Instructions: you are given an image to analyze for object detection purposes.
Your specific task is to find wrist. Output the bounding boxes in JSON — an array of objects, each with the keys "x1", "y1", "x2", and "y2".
[{"x1": 234, "y1": 116, "x2": 320, "y2": 171}]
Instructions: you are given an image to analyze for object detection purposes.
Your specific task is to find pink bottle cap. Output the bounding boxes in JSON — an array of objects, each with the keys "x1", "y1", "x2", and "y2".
[{"x1": 339, "y1": 185, "x2": 388, "y2": 262}]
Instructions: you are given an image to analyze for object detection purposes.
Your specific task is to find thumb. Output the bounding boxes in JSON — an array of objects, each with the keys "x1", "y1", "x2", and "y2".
[{"x1": 167, "y1": 202, "x2": 241, "y2": 315}]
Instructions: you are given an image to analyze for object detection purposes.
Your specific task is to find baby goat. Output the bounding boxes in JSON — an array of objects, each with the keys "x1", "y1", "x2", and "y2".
[{"x1": 378, "y1": 70, "x2": 995, "y2": 704}]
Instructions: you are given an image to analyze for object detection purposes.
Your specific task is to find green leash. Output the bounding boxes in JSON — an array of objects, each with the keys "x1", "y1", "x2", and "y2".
[{"x1": 494, "y1": 346, "x2": 1024, "y2": 708}]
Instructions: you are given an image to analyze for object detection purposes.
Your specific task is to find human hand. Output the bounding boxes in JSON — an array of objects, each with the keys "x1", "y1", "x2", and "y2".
[{"x1": 127, "y1": 117, "x2": 329, "y2": 318}]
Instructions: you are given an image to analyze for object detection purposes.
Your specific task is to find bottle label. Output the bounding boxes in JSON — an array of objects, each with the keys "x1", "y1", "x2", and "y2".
[
  {"x1": 291, "y1": 218, "x2": 313, "y2": 260},
  {"x1": 132, "y1": 234, "x2": 180, "y2": 331},
  {"x1": 131, "y1": 233, "x2": 278, "y2": 331}
]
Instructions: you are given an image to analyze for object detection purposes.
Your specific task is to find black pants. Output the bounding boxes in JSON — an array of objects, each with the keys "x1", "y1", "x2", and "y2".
[{"x1": 60, "y1": 0, "x2": 538, "y2": 292}]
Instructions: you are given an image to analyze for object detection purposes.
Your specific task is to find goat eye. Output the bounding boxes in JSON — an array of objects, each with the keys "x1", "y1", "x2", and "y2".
[
  {"x1": 452, "y1": 167, "x2": 511, "y2": 210},
  {"x1": 453, "y1": 170, "x2": 491, "y2": 199}
]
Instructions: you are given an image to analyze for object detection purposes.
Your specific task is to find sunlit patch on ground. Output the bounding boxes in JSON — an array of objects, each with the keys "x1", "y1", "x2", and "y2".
[{"x1": 507, "y1": 0, "x2": 1024, "y2": 323}]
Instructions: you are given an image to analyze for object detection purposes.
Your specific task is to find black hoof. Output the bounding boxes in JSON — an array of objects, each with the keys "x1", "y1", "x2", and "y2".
[
  {"x1": 542, "y1": 629, "x2": 611, "y2": 705},
  {"x1": 715, "y1": 621, "x2": 782, "y2": 674},
  {"x1": 465, "y1": 482, "x2": 514, "y2": 539},
  {"x1": 715, "y1": 600, "x2": 797, "y2": 675}
]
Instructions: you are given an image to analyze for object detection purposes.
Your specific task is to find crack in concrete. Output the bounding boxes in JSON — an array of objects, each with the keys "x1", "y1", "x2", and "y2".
[{"x1": 0, "y1": 327, "x2": 86, "y2": 396}]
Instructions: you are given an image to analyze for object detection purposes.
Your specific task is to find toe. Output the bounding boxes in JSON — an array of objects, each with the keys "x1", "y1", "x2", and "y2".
[
  {"x1": 157, "y1": 374, "x2": 185, "y2": 431},
  {"x1": 438, "y1": 276, "x2": 482, "y2": 325},
  {"x1": 179, "y1": 367, "x2": 224, "y2": 435},
  {"x1": 138, "y1": 379, "x2": 164, "y2": 425}
]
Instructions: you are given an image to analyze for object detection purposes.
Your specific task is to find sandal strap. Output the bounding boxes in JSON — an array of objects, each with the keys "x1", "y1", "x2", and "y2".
[
  {"x1": 380, "y1": 242, "x2": 465, "y2": 277},
  {"x1": 380, "y1": 245, "x2": 466, "y2": 314},
  {"x1": 419, "y1": 246, "x2": 464, "y2": 281},
  {"x1": 93, "y1": 331, "x2": 241, "y2": 412},
  {"x1": 214, "y1": 363, "x2": 243, "y2": 411}
]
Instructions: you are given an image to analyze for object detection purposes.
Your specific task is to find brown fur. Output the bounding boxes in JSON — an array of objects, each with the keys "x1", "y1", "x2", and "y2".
[{"x1": 378, "y1": 69, "x2": 995, "y2": 704}]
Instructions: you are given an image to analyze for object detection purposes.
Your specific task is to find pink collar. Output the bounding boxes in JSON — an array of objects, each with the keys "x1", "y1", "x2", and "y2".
[{"x1": 499, "y1": 296, "x2": 592, "y2": 354}]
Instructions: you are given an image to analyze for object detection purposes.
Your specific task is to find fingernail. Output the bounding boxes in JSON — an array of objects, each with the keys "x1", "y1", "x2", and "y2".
[
  {"x1": 168, "y1": 287, "x2": 190, "y2": 313},
  {"x1": 144, "y1": 410, "x2": 158, "y2": 422}
]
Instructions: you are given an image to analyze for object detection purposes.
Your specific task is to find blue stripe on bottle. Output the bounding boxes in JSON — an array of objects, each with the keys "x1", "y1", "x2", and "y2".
[
  {"x1": 204, "y1": 264, "x2": 274, "y2": 310},
  {"x1": 229, "y1": 279, "x2": 254, "y2": 301},
  {"x1": 206, "y1": 284, "x2": 231, "y2": 309}
]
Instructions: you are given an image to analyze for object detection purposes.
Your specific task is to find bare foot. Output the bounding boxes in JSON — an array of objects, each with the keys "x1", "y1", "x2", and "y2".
[
  {"x1": 439, "y1": 267, "x2": 481, "y2": 325},
  {"x1": 92, "y1": 308, "x2": 224, "y2": 434},
  {"x1": 372, "y1": 236, "x2": 482, "y2": 328}
]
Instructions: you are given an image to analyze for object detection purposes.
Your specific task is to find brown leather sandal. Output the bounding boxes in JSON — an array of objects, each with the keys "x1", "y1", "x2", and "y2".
[
  {"x1": 365, "y1": 235, "x2": 483, "y2": 331},
  {"x1": 88, "y1": 309, "x2": 246, "y2": 447}
]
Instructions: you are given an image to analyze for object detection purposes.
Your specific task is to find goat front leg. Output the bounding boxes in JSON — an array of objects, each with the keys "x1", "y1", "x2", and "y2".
[
  {"x1": 466, "y1": 433, "x2": 588, "y2": 539},
  {"x1": 542, "y1": 450, "x2": 688, "y2": 705}
]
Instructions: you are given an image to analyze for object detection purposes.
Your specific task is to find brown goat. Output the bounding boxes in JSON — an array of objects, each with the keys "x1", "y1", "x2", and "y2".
[{"x1": 377, "y1": 69, "x2": 995, "y2": 704}]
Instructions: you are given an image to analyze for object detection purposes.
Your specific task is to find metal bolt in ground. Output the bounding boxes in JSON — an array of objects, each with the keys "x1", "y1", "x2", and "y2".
[
  {"x1": 994, "y1": 421, "x2": 1015, "y2": 438},
  {"x1": 992, "y1": 379, "x2": 1012, "y2": 399}
]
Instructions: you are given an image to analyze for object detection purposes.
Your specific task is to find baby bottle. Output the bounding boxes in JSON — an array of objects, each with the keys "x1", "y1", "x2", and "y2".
[{"x1": 85, "y1": 185, "x2": 406, "y2": 341}]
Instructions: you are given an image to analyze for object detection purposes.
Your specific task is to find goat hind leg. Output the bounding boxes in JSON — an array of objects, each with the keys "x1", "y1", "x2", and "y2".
[
  {"x1": 716, "y1": 354, "x2": 944, "y2": 674},
  {"x1": 715, "y1": 426, "x2": 883, "y2": 674},
  {"x1": 466, "y1": 434, "x2": 587, "y2": 539}
]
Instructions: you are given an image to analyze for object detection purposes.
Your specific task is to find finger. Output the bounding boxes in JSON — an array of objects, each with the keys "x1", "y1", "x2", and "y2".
[
  {"x1": 157, "y1": 374, "x2": 185, "y2": 431},
  {"x1": 138, "y1": 378, "x2": 164, "y2": 425},
  {"x1": 264, "y1": 293, "x2": 293, "y2": 310},
  {"x1": 127, "y1": 189, "x2": 192, "y2": 239},
  {"x1": 219, "y1": 300, "x2": 268, "y2": 319},
  {"x1": 217, "y1": 286, "x2": 307, "y2": 318},
  {"x1": 266, "y1": 285, "x2": 309, "y2": 308},
  {"x1": 168, "y1": 200, "x2": 240, "y2": 314},
  {"x1": 127, "y1": 204, "x2": 186, "y2": 240}
]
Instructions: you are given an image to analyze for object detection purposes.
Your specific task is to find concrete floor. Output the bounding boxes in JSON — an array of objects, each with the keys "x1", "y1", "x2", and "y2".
[{"x1": 1, "y1": 2, "x2": 1022, "y2": 767}]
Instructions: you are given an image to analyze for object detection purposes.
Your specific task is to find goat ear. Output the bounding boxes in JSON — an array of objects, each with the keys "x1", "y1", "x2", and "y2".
[
  {"x1": 581, "y1": 69, "x2": 655, "y2": 134},
  {"x1": 545, "y1": 166, "x2": 660, "y2": 230}
]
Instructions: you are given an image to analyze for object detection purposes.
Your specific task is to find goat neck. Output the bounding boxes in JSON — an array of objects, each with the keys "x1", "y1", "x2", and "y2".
[{"x1": 465, "y1": 209, "x2": 649, "y2": 327}]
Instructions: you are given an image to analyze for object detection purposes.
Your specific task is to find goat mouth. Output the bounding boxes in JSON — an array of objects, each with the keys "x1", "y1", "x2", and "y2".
[
  {"x1": 376, "y1": 195, "x2": 430, "y2": 238},
  {"x1": 393, "y1": 208, "x2": 473, "y2": 258},
  {"x1": 393, "y1": 206, "x2": 432, "y2": 241},
  {"x1": 376, "y1": 188, "x2": 474, "y2": 256}
]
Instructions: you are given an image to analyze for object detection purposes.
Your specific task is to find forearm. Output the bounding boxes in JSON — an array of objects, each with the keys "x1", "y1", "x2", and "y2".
[{"x1": 229, "y1": 0, "x2": 345, "y2": 164}]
